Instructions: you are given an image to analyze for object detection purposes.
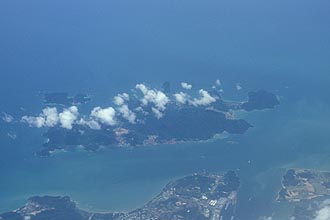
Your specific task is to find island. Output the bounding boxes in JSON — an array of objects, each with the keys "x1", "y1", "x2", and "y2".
[
  {"x1": 240, "y1": 90, "x2": 280, "y2": 112},
  {"x1": 44, "y1": 93, "x2": 91, "y2": 106},
  {"x1": 22, "y1": 83, "x2": 280, "y2": 157},
  {"x1": 0, "y1": 171, "x2": 240, "y2": 220},
  {"x1": 39, "y1": 106, "x2": 252, "y2": 156}
]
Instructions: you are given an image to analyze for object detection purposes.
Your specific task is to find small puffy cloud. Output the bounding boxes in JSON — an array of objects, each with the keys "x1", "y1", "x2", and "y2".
[
  {"x1": 216, "y1": 79, "x2": 221, "y2": 86},
  {"x1": 152, "y1": 107, "x2": 163, "y2": 119},
  {"x1": 174, "y1": 92, "x2": 188, "y2": 104},
  {"x1": 153, "y1": 92, "x2": 169, "y2": 110},
  {"x1": 21, "y1": 115, "x2": 45, "y2": 128},
  {"x1": 236, "y1": 83, "x2": 243, "y2": 91},
  {"x1": 190, "y1": 89, "x2": 216, "y2": 106},
  {"x1": 114, "y1": 96, "x2": 124, "y2": 106},
  {"x1": 259, "y1": 217, "x2": 272, "y2": 220},
  {"x1": 42, "y1": 107, "x2": 59, "y2": 127},
  {"x1": 135, "y1": 106, "x2": 149, "y2": 117},
  {"x1": 135, "y1": 83, "x2": 169, "y2": 111},
  {"x1": 118, "y1": 104, "x2": 136, "y2": 124},
  {"x1": 181, "y1": 82, "x2": 192, "y2": 90},
  {"x1": 7, "y1": 132, "x2": 17, "y2": 140},
  {"x1": 59, "y1": 106, "x2": 79, "y2": 129},
  {"x1": 91, "y1": 106, "x2": 117, "y2": 126},
  {"x1": 1, "y1": 112, "x2": 14, "y2": 123},
  {"x1": 135, "y1": 83, "x2": 149, "y2": 94},
  {"x1": 78, "y1": 118, "x2": 101, "y2": 130},
  {"x1": 114, "y1": 93, "x2": 130, "y2": 106}
]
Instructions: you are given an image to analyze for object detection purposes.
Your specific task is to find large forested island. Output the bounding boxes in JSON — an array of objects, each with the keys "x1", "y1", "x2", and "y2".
[{"x1": 21, "y1": 83, "x2": 280, "y2": 156}]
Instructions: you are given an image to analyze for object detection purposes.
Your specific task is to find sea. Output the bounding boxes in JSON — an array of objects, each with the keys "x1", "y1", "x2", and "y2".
[{"x1": 0, "y1": 0, "x2": 330, "y2": 219}]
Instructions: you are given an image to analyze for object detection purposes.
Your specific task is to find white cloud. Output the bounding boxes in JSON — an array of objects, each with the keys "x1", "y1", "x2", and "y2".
[
  {"x1": 21, "y1": 107, "x2": 77, "y2": 129},
  {"x1": 190, "y1": 89, "x2": 216, "y2": 106},
  {"x1": 42, "y1": 107, "x2": 59, "y2": 127},
  {"x1": 216, "y1": 79, "x2": 221, "y2": 86},
  {"x1": 78, "y1": 118, "x2": 101, "y2": 130},
  {"x1": 315, "y1": 207, "x2": 330, "y2": 220},
  {"x1": 174, "y1": 92, "x2": 188, "y2": 104},
  {"x1": 259, "y1": 217, "x2": 272, "y2": 220},
  {"x1": 152, "y1": 107, "x2": 163, "y2": 119},
  {"x1": 1, "y1": 112, "x2": 14, "y2": 123},
  {"x1": 21, "y1": 116, "x2": 45, "y2": 128},
  {"x1": 91, "y1": 106, "x2": 117, "y2": 126},
  {"x1": 7, "y1": 132, "x2": 17, "y2": 140},
  {"x1": 236, "y1": 83, "x2": 243, "y2": 91},
  {"x1": 114, "y1": 93, "x2": 130, "y2": 106},
  {"x1": 314, "y1": 200, "x2": 330, "y2": 220},
  {"x1": 59, "y1": 106, "x2": 79, "y2": 129},
  {"x1": 135, "y1": 106, "x2": 148, "y2": 113},
  {"x1": 118, "y1": 104, "x2": 136, "y2": 124},
  {"x1": 135, "y1": 83, "x2": 148, "y2": 94},
  {"x1": 136, "y1": 83, "x2": 169, "y2": 111},
  {"x1": 181, "y1": 82, "x2": 192, "y2": 90}
]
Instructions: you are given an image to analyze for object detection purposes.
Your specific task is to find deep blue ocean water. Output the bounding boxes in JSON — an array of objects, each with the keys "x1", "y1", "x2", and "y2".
[{"x1": 0, "y1": 1, "x2": 330, "y2": 219}]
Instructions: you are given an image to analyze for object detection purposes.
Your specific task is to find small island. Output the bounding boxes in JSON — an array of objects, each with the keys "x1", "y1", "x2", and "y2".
[
  {"x1": 240, "y1": 90, "x2": 280, "y2": 111},
  {"x1": 0, "y1": 172, "x2": 240, "y2": 220},
  {"x1": 44, "y1": 93, "x2": 91, "y2": 106}
]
